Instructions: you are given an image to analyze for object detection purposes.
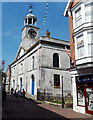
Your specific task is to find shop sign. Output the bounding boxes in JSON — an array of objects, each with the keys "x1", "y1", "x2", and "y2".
[{"x1": 76, "y1": 75, "x2": 93, "y2": 83}]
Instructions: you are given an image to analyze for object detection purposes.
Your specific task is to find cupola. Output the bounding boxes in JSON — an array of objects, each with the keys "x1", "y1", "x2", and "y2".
[
  {"x1": 24, "y1": 7, "x2": 37, "y2": 26},
  {"x1": 21, "y1": 5, "x2": 39, "y2": 40}
]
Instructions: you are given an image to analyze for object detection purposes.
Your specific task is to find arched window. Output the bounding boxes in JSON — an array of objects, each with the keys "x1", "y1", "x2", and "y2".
[
  {"x1": 21, "y1": 63, "x2": 23, "y2": 72},
  {"x1": 53, "y1": 53, "x2": 59, "y2": 67},
  {"x1": 13, "y1": 80, "x2": 15, "y2": 89},
  {"x1": 20, "y1": 78, "x2": 22, "y2": 90},
  {"x1": 31, "y1": 74, "x2": 34, "y2": 80},
  {"x1": 32, "y1": 56, "x2": 34, "y2": 69}
]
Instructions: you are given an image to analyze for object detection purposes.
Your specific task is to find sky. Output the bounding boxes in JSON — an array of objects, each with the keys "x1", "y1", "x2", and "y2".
[
  {"x1": 0, "y1": 2, "x2": 2, "y2": 70},
  {"x1": 2, "y1": 2, "x2": 69, "y2": 72}
]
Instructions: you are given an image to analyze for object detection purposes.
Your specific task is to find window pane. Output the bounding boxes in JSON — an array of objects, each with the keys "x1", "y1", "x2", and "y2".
[
  {"x1": 85, "y1": 3, "x2": 93, "y2": 22},
  {"x1": 54, "y1": 74, "x2": 60, "y2": 87},
  {"x1": 75, "y1": 7, "x2": 82, "y2": 27},
  {"x1": 75, "y1": 7, "x2": 81, "y2": 19},
  {"x1": 77, "y1": 46, "x2": 84, "y2": 57},
  {"x1": 88, "y1": 45, "x2": 91, "y2": 55},
  {"x1": 76, "y1": 18, "x2": 82, "y2": 27},
  {"x1": 87, "y1": 31, "x2": 93, "y2": 44},
  {"x1": 88, "y1": 44, "x2": 93, "y2": 55},
  {"x1": 86, "y1": 88, "x2": 93, "y2": 111},
  {"x1": 32, "y1": 56, "x2": 34, "y2": 68},
  {"x1": 87, "y1": 31, "x2": 93, "y2": 55},
  {"x1": 77, "y1": 35, "x2": 84, "y2": 57},
  {"x1": 77, "y1": 86, "x2": 85, "y2": 106},
  {"x1": 53, "y1": 53, "x2": 59, "y2": 67},
  {"x1": 77, "y1": 35, "x2": 83, "y2": 46}
]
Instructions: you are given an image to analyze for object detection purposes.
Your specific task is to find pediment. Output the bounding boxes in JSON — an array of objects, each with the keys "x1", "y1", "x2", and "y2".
[{"x1": 15, "y1": 46, "x2": 26, "y2": 61}]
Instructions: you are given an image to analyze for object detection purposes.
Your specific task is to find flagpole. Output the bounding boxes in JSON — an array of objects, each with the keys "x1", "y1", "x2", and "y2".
[{"x1": 65, "y1": 46, "x2": 74, "y2": 66}]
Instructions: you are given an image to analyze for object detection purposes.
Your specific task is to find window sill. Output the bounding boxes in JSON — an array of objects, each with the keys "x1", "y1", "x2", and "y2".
[
  {"x1": 54, "y1": 86, "x2": 61, "y2": 89},
  {"x1": 77, "y1": 104, "x2": 85, "y2": 107}
]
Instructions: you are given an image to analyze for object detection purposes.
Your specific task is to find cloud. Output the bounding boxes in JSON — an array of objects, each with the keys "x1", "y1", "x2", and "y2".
[
  {"x1": 3, "y1": 30, "x2": 12, "y2": 36},
  {"x1": 2, "y1": 30, "x2": 21, "y2": 41}
]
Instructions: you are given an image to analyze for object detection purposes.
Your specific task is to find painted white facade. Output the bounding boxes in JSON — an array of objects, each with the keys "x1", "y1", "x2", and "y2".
[
  {"x1": 10, "y1": 10, "x2": 72, "y2": 99},
  {"x1": 70, "y1": 0, "x2": 93, "y2": 115},
  {"x1": 72, "y1": 0, "x2": 93, "y2": 65},
  {"x1": 64, "y1": 0, "x2": 93, "y2": 115}
]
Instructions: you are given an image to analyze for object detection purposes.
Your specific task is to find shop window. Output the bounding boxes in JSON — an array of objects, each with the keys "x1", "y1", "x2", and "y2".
[
  {"x1": 77, "y1": 86, "x2": 85, "y2": 106},
  {"x1": 54, "y1": 74, "x2": 60, "y2": 87},
  {"x1": 85, "y1": 87, "x2": 93, "y2": 112},
  {"x1": 53, "y1": 53, "x2": 59, "y2": 67}
]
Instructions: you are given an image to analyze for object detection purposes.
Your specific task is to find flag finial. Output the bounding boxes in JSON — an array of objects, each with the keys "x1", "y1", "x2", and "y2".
[{"x1": 28, "y1": 3, "x2": 33, "y2": 13}]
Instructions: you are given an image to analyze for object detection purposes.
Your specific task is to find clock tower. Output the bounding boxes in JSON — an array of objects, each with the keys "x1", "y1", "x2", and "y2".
[{"x1": 21, "y1": 7, "x2": 39, "y2": 48}]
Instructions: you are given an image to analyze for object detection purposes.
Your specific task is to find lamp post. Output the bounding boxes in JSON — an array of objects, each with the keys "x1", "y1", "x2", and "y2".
[{"x1": 62, "y1": 76, "x2": 64, "y2": 108}]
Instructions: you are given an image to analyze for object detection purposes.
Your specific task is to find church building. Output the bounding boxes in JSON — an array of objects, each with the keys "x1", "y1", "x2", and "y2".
[{"x1": 10, "y1": 8, "x2": 72, "y2": 100}]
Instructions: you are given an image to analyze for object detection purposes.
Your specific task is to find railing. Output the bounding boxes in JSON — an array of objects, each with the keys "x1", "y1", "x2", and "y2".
[{"x1": 37, "y1": 88, "x2": 73, "y2": 108}]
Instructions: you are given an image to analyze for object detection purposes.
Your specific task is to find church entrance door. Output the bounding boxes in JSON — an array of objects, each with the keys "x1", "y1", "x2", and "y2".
[
  {"x1": 31, "y1": 75, "x2": 34, "y2": 95},
  {"x1": 20, "y1": 78, "x2": 22, "y2": 90}
]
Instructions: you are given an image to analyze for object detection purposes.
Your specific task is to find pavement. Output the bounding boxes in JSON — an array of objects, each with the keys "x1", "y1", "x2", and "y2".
[{"x1": 2, "y1": 94, "x2": 93, "y2": 120}]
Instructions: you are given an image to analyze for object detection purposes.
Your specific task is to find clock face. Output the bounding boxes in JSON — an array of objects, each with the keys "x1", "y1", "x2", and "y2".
[{"x1": 28, "y1": 29, "x2": 37, "y2": 38}]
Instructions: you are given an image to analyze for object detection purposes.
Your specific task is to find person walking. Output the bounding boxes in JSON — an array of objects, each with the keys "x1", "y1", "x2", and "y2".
[
  {"x1": 14, "y1": 88, "x2": 18, "y2": 98},
  {"x1": 11, "y1": 88, "x2": 14, "y2": 94},
  {"x1": 14, "y1": 88, "x2": 17, "y2": 95},
  {"x1": 22, "y1": 89, "x2": 25, "y2": 101}
]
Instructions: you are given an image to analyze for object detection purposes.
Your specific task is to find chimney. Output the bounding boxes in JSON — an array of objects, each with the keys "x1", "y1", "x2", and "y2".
[{"x1": 46, "y1": 30, "x2": 50, "y2": 37}]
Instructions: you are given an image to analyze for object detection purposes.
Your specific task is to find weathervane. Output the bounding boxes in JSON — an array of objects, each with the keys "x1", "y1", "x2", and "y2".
[{"x1": 28, "y1": 3, "x2": 33, "y2": 13}]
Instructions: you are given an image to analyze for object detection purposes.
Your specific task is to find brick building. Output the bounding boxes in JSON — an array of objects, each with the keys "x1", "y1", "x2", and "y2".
[{"x1": 64, "y1": 0, "x2": 93, "y2": 115}]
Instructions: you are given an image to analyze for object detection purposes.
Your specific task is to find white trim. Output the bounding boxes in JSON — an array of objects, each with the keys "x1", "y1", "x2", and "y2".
[{"x1": 63, "y1": 0, "x2": 73, "y2": 16}]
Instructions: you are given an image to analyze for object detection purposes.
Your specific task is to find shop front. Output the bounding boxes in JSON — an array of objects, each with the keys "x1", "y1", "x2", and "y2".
[{"x1": 76, "y1": 74, "x2": 93, "y2": 115}]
